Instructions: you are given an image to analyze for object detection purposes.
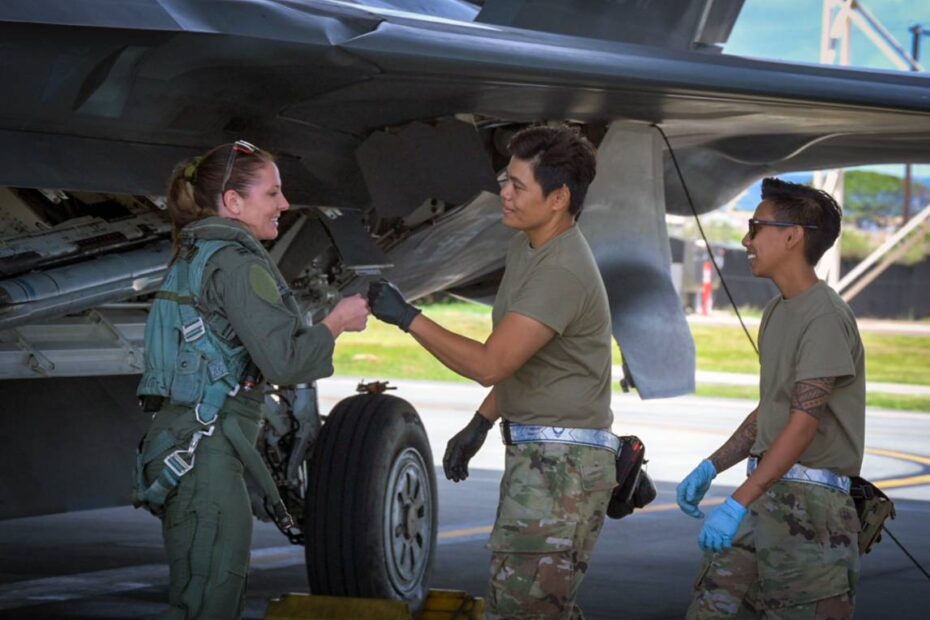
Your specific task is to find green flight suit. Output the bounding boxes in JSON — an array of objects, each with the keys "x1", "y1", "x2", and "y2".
[{"x1": 140, "y1": 217, "x2": 335, "y2": 619}]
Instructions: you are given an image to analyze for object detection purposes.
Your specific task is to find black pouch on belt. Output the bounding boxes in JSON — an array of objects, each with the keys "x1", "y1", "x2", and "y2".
[
  {"x1": 140, "y1": 395, "x2": 165, "y2": 413},
  {"x1": 850, "y1": 476, "x2": 895, "y2": 555},
  {"x1": 607, "y1": 435, "x2": 657, "y2": 519}
]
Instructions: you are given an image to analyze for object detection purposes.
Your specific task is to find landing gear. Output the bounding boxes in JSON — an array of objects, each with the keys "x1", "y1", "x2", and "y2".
[{"x1": 304, "y1": 393, "x2": 437, "y2": 610}]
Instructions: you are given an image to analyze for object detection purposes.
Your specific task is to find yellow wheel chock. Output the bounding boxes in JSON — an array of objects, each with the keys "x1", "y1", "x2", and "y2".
[{"x1": 265, "y1": 589, "x2": 485, "y2": 619}]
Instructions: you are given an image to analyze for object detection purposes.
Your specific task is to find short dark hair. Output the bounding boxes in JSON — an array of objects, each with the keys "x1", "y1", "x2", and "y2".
[
  {"x1": 507, "y1": 125, "x2": 597, "y2": 219},
  {"x1": 761, "y1": 177, "x2": 842, "y2": 265}
]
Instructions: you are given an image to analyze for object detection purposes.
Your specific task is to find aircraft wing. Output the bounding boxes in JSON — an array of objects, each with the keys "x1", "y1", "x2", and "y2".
[
  {"x1": 1, "y1": 0, "x2": 929, "y2": 401},
  {"x1": 1, "y1": 0, "x2": 928, "y2": 204}
]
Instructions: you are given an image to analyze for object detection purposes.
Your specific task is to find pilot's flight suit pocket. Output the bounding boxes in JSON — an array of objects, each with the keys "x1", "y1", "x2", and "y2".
[
  {"x1": 169, "y1": 351, "x2": 205, "y2": 406},
  {"x1": 213, "y1": 542, "x2": 250, "y2": 618},
  {"x1": 163, "y1": 512, "x2": 197, "y2": 605},
  {"x1": 165, "y1": 504, "x2": 222, "y2": 616}
]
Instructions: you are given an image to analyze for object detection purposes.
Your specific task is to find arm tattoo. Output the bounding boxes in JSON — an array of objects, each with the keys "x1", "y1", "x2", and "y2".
[
  {"x1": 709, "y1": 408, "x2": 759, "y2": 473},
  {"x1": 790, "y1": 377, "x2": 836, "y2": 420}
]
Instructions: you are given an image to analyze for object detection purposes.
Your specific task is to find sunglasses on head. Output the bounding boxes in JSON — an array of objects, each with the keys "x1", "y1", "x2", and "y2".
[
  {"x1": 747, "y1": 218, "x2": 818, "y2": 240},
  {"x1": 220, "y1": 140, "x2": 259, "y2": 194}
]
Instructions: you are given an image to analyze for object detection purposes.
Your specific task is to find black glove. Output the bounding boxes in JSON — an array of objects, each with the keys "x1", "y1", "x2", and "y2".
[
  {"x1": 443, "y1": 412, "x2": 493, "y2": 482},
  {"x1": 367, "y1": 279, "x2": 421, "y2": 332}
]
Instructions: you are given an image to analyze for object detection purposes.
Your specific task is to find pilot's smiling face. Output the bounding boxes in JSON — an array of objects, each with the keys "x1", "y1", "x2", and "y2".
[
  {"x1": 236, "y1": 163, "x2": 290, "y2": 240},
  {"x1": 500, "y1": 156, "x2": 557, "y2": 232}
]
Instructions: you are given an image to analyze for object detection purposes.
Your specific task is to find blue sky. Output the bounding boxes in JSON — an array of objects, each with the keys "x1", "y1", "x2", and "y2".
[{"x1": 725, "y1": 0, "x2": 930, "y2": 179}]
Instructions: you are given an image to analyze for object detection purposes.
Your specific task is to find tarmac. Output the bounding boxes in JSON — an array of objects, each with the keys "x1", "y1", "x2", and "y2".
[{"x1": 1, "y1": 378, "x2": 928, "y2": 619}]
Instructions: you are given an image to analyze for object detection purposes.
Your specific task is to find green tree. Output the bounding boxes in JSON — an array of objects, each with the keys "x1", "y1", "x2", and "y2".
[
  {"x1": 844, "y1": 170, "x2": 930, "y2": 225},
  {"x1": 840, "y1": 171, "x2": 930, "y2": 264},
  {"x1": 839, "y1": 227, "x2": 875, "y2": 260}
]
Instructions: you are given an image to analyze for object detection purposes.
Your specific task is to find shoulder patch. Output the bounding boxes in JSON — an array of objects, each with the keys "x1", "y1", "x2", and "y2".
[{"x1": 249, "y1": 263, "x2": 282, "y2": 305}]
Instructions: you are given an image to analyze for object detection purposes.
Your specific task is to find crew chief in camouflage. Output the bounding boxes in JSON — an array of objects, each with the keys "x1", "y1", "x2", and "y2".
[
  {"x1": 137, "y1": 142, "x2": 369, "y2": 619},
  {"x1": 677, "y1": 178, "x2": 864, "y2": 619},
  {"x1": 369, "y1": 125, "x2": 616, "y2": 619}
]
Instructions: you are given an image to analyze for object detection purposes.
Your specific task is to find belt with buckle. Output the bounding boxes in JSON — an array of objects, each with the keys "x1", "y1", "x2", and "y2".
[
  {"x1": 139, "y1": 375, "x2": 263, "y2": 414},
  {"x1": 501, "y1": 421, "x2": 620, "y2": 453},
  {"x1": 747, "y1": 456, "x2": 850, "y2": 493}
]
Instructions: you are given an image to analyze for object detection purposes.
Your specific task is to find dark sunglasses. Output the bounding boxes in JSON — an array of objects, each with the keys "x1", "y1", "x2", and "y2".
[
  {"x1": 747, "y1": 218, "x2": 818, "y2": 240},
  {"x1": 220, "y1": 140, "x2": 259, "y2": 193}
]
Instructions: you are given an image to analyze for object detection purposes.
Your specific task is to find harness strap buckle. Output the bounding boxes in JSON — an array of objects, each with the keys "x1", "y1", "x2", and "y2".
[
  {"x1": 161, "y1": 422, "x2": 217, "y2": 480},
  {"x1": 182, "y1": 317, "x2": 206, "y2": 342},
  {"x1": 187, "y1": 425, "x2": 215, "y2": 453},
  {"x1": 194, "y1": 403, "x2": 218, "y2": 425},
  {"x1": 164, "y1": 450, "x2": 195, "y2": 479}
]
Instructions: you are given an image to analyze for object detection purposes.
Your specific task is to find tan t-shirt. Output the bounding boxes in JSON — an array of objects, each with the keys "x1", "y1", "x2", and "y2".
[
  {"x1": 492, "y1": 226, "x2": 613, "y2": 429},
  {"x1": 752, "y1": 281, "x2": 866, "y2": 476}
]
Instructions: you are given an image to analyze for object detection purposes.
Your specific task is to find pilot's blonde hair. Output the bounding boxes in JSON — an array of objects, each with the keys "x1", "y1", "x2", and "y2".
[{"x1": 165, "y1": 142, "x2": 275, "y2": 253}]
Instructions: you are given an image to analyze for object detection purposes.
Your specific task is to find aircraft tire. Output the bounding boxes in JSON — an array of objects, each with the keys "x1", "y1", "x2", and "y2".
[{"x1": 305, "y1": 393, "x2": 437, "y2": 610}]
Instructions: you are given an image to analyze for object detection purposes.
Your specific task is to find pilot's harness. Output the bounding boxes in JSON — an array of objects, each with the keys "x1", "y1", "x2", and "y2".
[{"x1": 132, "y1": 238, "x2": 297, "y2": 536}]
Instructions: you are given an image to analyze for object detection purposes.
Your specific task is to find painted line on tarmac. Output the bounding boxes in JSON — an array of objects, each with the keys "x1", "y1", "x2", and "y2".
[
  {"x1": 878, "y1": 474, "x2": 930, "y2": 490},
  {"x1": 866, "y1": 447, "x2": 930, "y2": 467},
  {"x1": 864, "y1": 447, "x2": 930, "y2": 490},
  {"x1": 439, "y1": 524, "x2": 492, "y2": 541}
]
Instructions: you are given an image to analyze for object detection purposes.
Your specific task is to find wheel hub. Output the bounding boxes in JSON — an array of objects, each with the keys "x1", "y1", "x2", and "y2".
[{"x1": 384, "y1": 447, "x2": 433, "y2": 594}]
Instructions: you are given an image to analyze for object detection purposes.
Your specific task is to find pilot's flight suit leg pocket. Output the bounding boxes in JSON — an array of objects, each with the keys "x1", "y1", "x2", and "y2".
[
  {"x1": 201, "y1": 555, "x2": 249, "y2": 620},
  {"x1": 199, "y1": 461, "x2": 253, "y2": 620},
  {"x1": 161, "y1": 503, "x2": 221, "y2": 620},
  {"x1": 162, "y1": 513, "x2": 195, "y2": 613}
]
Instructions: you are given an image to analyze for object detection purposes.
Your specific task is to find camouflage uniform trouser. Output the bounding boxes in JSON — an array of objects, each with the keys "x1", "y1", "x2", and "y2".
[
  {"x1": 688, "y1": 481, "x2": 860, "y2": 619},
  {"x1": 142, "y1": 400, "x2": 262, "y2": 620},
  {"x1": 487, "y1": 442, "x2": 617, "y2": 620}
]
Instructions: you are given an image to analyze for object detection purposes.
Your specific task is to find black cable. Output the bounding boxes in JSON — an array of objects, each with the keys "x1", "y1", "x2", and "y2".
[
  {"x1": 884, "y1": 526, "x2": 930, "y2": 582},
  {"x1": 651, "y1": 123, "x2": 759, "y2": 357}
]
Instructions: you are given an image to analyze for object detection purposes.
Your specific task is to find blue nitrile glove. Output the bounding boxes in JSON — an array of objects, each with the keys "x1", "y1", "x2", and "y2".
[
  {"x1": 698, "y1": 497, "x2": 747, "y2": 553},
  {"x1": 677, "y1": 459, "x2": 717, "y2": 518},
  {"x1": 367, "y1": 279, "x2": 421, "y2": 332}
]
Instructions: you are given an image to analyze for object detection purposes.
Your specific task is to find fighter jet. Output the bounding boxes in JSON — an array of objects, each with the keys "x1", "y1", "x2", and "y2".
[{"x1": 1, "y1": 0, "x2": 928, "y2": 608}]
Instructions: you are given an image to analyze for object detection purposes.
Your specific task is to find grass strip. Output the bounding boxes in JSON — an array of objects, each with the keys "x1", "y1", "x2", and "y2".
[
  {"x1": 693, "y1": 384, "x2": 930, "y2": 413},
  {"x1": 332, "y1": 303, "x2": 930, "y2": 412}
]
